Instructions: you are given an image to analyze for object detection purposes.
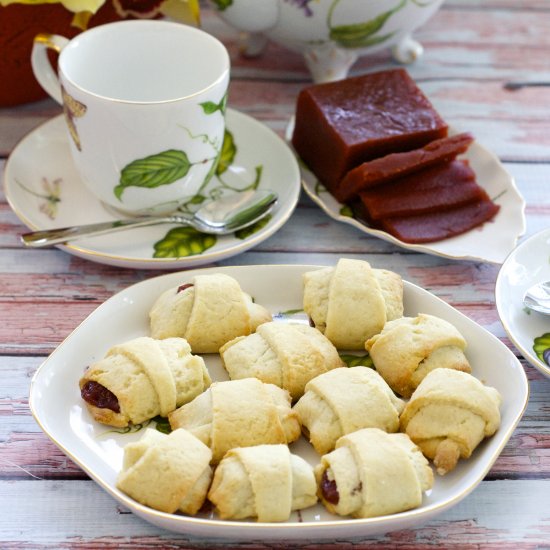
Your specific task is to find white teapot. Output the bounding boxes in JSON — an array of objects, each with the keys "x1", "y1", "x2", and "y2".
[{"x1": 209, "y1": 0, "x2": 444, "y2": 82}]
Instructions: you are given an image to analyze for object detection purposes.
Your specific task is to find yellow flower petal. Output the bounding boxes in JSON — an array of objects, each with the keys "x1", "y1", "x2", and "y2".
[
  {"x1": 60, "y1": 0, "x2": 104, "y2": 13},
  {"x1": 71, "y1": 10, "x2": 93, "y2": 29},
  {"x1": 160, "y1": 0, "x2": 200, "y2": 25}
]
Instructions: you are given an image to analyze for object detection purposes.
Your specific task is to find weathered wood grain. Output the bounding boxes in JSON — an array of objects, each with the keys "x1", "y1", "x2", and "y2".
[
  {"x1": 0, "y1": 283, "x2": 506, "y2": 356},
  {"x1": 1, "y1": 354, "x2": 549, "y2": 481},
  {"x1": 1, "y1": 479, "x2": 550, "y2": 547},
  {"x1": 1, "y1": 159, "x2": 548, "y2": 266},
  {"x1": 4, "y1": 80, "x2": 550, "y2": 160},
  {"x1": 1, "y1": 1, "x2": 550, "y2": 546}
]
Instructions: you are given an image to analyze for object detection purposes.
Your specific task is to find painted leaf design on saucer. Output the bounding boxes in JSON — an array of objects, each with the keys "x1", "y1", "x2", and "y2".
[
  {"x1": 61, "y1": 86, "x2": 87, "y2": 151},
  {"x1": 115, "y1": 150, "x2": 192, "y2": 200},
  {"x1": 235, "y1": 213, "x2": 271, "y2": 240},
  {"x1": 153, "y1": 227, "x2": 216, "y2": 258},
  {"x1": 16, "y1": 177, "x2": 62, "y2": 220}
]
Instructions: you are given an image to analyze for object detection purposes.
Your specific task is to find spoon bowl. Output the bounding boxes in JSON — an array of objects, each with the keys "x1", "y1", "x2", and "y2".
[
  {"x1": 523, "y1": 280, "x2": 550, "y2": 315},
  {"x1": 21, "y1": 190, "x2": 278, "y2": 248}
]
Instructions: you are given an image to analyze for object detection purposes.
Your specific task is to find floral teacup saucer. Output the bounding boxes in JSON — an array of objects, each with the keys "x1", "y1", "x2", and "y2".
[{"x1": 5, "y1": 108, "x2": 300, "y2": 269}]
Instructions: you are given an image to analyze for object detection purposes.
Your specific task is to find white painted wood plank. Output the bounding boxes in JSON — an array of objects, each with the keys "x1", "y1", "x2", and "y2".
[{"x1": 0, "y1": 479, "x2": 549, "y2": 545}]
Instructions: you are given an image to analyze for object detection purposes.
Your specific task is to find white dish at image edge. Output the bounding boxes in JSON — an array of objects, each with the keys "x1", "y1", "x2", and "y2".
[{"x1": 496, "y1": 228, "x2": 550, "y2": 377}]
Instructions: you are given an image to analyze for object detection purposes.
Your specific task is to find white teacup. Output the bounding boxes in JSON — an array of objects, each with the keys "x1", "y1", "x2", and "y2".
[{"x1": 31, "y1": 20, "x2": 230, "y2": 215}]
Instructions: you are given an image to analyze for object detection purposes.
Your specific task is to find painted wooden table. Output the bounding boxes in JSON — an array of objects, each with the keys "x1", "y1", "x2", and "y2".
[{"x1": 2, "y1": 1, "x2": 550, "y2": 547}]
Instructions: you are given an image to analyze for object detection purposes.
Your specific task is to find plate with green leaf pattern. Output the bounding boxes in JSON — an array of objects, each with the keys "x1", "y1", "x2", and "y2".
[
  {"x1": 5, "y1": 109, "x2": 300, "y2": 269},
  {"x1": 496, "y1": 227, "x2": 550, "y2": 378}
]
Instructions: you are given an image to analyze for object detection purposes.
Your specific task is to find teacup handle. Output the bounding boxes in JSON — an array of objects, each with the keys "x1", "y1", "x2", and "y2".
[{"x1": 31, "y1": 33, "x2": 70, "y2": 105}]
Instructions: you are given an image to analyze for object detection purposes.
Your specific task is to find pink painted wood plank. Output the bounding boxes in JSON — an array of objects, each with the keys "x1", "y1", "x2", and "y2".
[
  {"x1": 4, "y1": 420, "x2": 547, "y2": 481},
  {"x1": 0, "y1": 301, "x2": 506, "y2": 355},
  {"x1": 2, "y1": 355, "x2": 549, "y2": 480},
  {"x1": 0, "y1": 301, "x2": 105, "y2": 354}
]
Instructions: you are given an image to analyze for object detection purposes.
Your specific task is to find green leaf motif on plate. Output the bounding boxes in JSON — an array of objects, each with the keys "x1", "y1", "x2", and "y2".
[
  {"x1": 235, "y1": 214, "x2": 272, "y2": 240},
  {"x1": 278, "y1": 308, "x2": 305, "y2": 316},
  {"x1": 339, "y1": 353, "x2": 374, "y2": 369},
  {"x1": 98, "y1": 421, "x2": 151, "y2": 436},
  {"x1": 216, "y1": 130, "x2": 237, "y2": 176},
  {"x1": 340, "y1": 205, "x2": 354, "y2": 217},
  {"x1": 272, "y1": 309, "x2": 310, "y2": 324},
  {"x1": 153, "y1": 226, "x2": 217, "y2": 258},
  {"x1": 533, "y1": 332, "x2": 550, "y2": 365},
  {"x1": 152, "y1": 415, "x2": 172, "y2": 434},
  {"x1": 115, "y1": 150, "x2": 191, "y2": 200}
]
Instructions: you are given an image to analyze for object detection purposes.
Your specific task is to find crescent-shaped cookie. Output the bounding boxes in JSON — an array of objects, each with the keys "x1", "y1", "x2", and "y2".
[
  {"x1": 220, "y1": 321, "x2": 344, "y2": 400},
  {"x1": 315, "y1": 428, "x2": 433, "y2": 518},
  {"x1": 208, "y1": 444, "x2": 317, "y2": 522},
  {"x1": 150, "y1": 273, "x2": 272, "y2": 353},
  {"x1": 168, "y1": 377, "x2": 301, "y2": 463},
  {"x1": 293, "y1": 366, "x2": 405, "y2": 454},
  {"x1": 400, "y1": 368, "x2": 501, "y2": 475},
  {"x1": 366, "y1": 313, "x2": 472, "y2": 397},
  {"x1": 303, "y1": 258, "x2": 403, "y2": 350},
  {"x1": 79, "y1": 336, "x2": 211, "y2": 427},
  {"x1": 116, "y1": 428, "x2": 212, "y2": 515}
]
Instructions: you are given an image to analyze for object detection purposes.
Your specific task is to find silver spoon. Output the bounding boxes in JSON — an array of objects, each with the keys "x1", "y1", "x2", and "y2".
[
  {"x1": 523, "y1": 281, "x2": 550, "y2": 315},
  {"x1": 21, "y1": 189, "x2": 278, "y2": 248}
]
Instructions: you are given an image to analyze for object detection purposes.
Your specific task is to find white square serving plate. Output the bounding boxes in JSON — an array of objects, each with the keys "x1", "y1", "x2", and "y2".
[{"x1": 30, "y1": 264, "x2": 528, "y2": 541}]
